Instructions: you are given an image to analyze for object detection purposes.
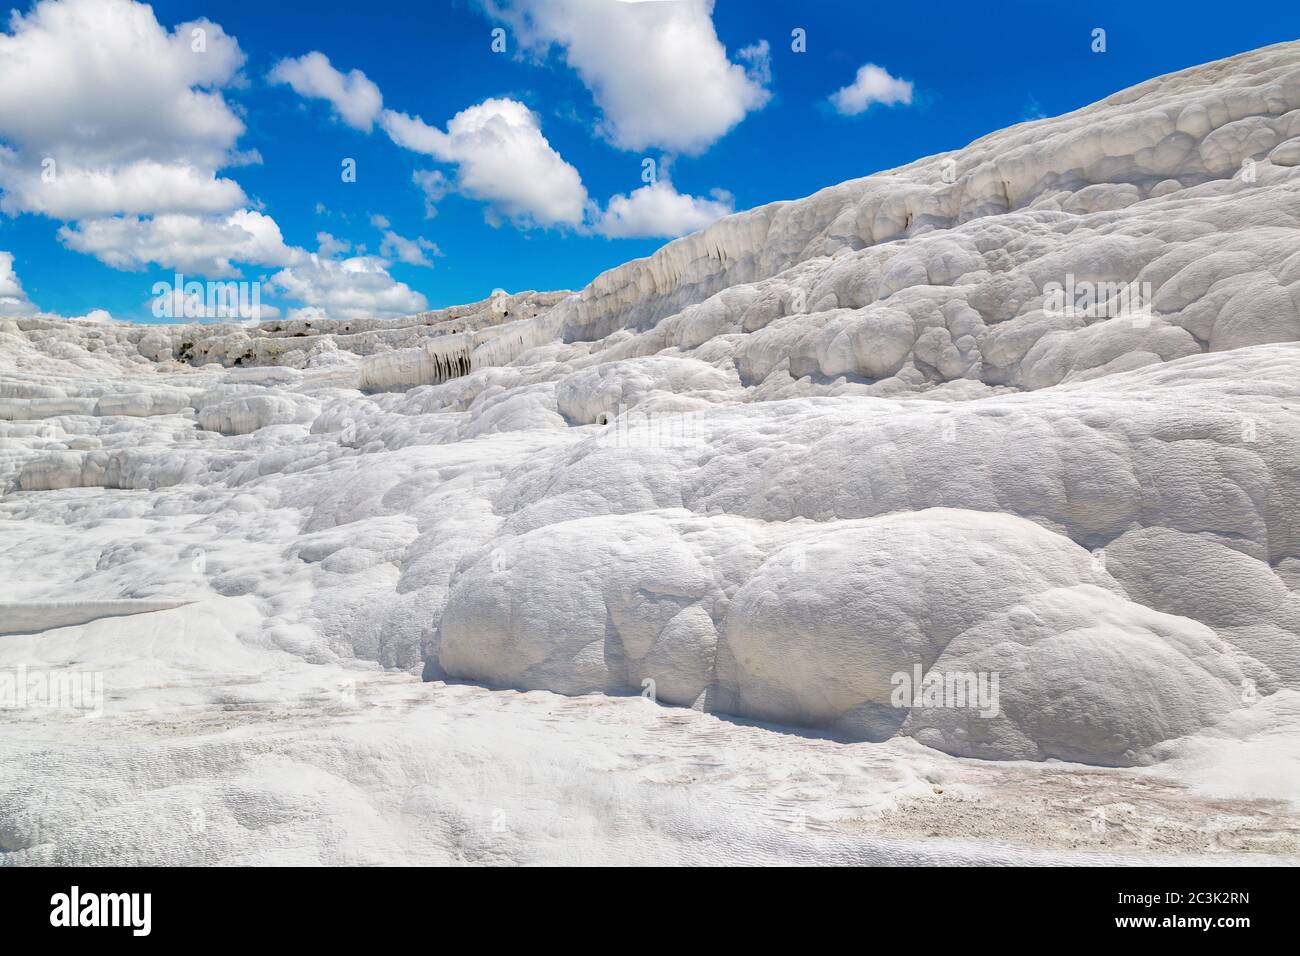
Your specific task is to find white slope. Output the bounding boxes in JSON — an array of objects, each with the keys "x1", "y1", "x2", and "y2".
[{"x1": 3, "y1": 42, "x2": 1300, "y2": 864}]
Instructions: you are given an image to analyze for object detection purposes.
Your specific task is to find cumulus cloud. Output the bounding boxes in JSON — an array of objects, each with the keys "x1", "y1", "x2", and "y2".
[
  {"x1": 596, "y1": 179, "x2": 733, "y2": 239},
  {"x1": 829, "y1": 64, "x2": 914, "y2": 115},
  {"x1": 0, "y1": 0, "x2": 330, "y2": 292},
  {"x1": 736, "y1": 40, "x2": 772, "y2": 89},
  {"x1": 381, "y1": 99, "x2": 589, "y2": 227},
  {"x1": 66, "y1": 308, "x2": 114, "y2": 323},
  {"x1": 379, "y1": 230, "x2": 442, "y2": 267},
  {"x1": 0, "y1": 250, "x2": 37, "y2": 317},
  {"x1": 0, "y1": 0, "x2": 250, "y2": 218},
  {"x1": 269, "y1": 46, "x2": 739, "y2": 239},
  {"x1": 268, "y1": 51, "x2": 384, "y2": 132},
  {"x1": 314, "y1": 231, "x2": 352, "y2": 259},
  {"x1": 412, "y1": 169, "x2": 450, "y2": 218},
  {"x1": 482, "y1": 0, "x2": 770, "y2": 155},
  {"x1": 264, "y1": 54, "x2": 589, "y2": 228},
  {"x1": 58, "y1": 210, "x2": 300, "y2": 276},
  {"x1": 268, "y1": 242, "x2": 428, "y2": 322},
  {"x1": 0, "y1": 157, "x2": 248, "y2": 221},
  {"x1": 1, "y1": 250, "x2": 111, "y2": 321},
  {"x1": 0, "y1": 2, "x2": 447, "y2": 321}
]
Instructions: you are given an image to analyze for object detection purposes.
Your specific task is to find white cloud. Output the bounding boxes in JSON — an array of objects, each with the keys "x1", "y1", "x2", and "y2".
[
  {"x1": 0, "y1": 157, "x2": 248, "y2": 220},
  {"x1": 58, "y1": 210, "x2": 299, "y2": 276},
  {"x1": 268, "y1": 251, "x2": 428, "y2": 322},
  {"x1": 271, "y1": 45, "x2": 737, "y2": 240},
  {"x1": 830, "y1": 64, "x2": 914, "y2": 115},
  {"x1": 737, "y1": 40, "x2": 771, "y2": 89},
  {"x1": 147, "y1": 285, "x2": 282, "y2": 323},
  {"x1": 378, "y1": 110, "x2": 447, "y2": 155},
  {"x1": 369, "y1": 214, "x2": 391, "y2": 229},
  {"x1": 596, "y1": 179, "x2": 732, "y2": 238},
  {"x1": 0, "y1": 0, "x2": 319, "y2": 286},
  {"x1": 379, "y1": 230, "x2": 442, "y2": 267},
  {"x1": 483, "y1": 0, "x2": 770, "y2": 155},
  {"x1": 0, "y1": 4, "x2": 441, "y2": 321},
  {"x1": 1, "y1": 249, "x2": 111, "y2": 321},
  {"x1": 0, "y1": 0, "x2": 250, "y2": 218},
  {"x1": 381, "y1": 98, "x2": 589, "y2": 227},
  {"x1": 69, "y1": 309, "x2": 114, "y2": 323},
  {"x1": 0, "y1": 250, "x2": 37, "y2": 317},
  {"x1": 315, "y1": 231, "x2": 352, "y2": 259},
  {"x1": 265, "y1": 47, "x2": 589, "y2": 229},
  {"x1": 412, "y1": 169, "x2": 450, "y2": 218},
  {"x1": 269, "y1": 51, "x2": 384, "y2": 132}
]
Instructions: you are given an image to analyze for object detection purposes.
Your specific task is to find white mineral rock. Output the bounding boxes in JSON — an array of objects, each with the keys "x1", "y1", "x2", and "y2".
[{"x1": 3, "y1": 43, "x2": 1300, "y2": 864}]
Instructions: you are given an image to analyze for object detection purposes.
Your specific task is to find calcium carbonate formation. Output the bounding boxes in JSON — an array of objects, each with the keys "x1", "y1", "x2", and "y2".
[{"x1": 3, "y1": 42, "x2": 1300, "y2": 771}]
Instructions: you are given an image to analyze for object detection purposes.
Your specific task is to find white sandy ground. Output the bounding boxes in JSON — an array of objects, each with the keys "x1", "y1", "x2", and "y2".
[
  {"x1": 4, "y1": 42, "x2": 1300, "y2": 864},
  {"x1": 0, "y1": 598, "x2": 1296, "y2": 865}
]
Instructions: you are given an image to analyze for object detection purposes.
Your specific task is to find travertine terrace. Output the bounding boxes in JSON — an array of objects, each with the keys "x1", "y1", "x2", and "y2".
[{"x1": 3, "y1": 42, "x2": 1300, "y2": 864}]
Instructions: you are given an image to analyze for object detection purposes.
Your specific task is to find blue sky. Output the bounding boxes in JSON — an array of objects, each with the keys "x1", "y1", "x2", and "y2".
[{"x1": 1, "y1": 0, "x2": 1297, "y2": 323}]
